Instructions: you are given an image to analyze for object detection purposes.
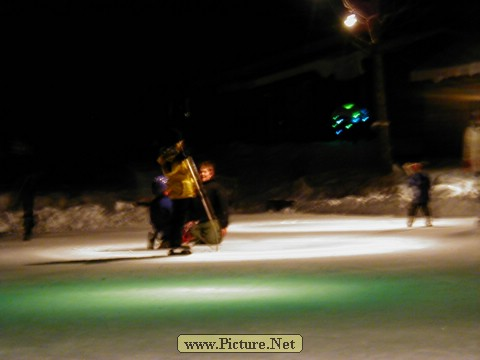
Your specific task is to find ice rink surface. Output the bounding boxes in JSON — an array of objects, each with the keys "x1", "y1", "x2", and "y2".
[{"x1": 0, "y1": 214, "x2": 478, "y2": 359}]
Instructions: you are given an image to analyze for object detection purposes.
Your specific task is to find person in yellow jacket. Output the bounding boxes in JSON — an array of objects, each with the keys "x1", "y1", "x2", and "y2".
[{"x1": 157, "y1": 139, "x2": 197, "y2": 252}]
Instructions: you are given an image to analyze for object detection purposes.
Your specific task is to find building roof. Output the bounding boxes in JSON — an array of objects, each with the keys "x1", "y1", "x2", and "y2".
[{"x1": 410, "y1": 34, "x2": 480, "y2": 83}]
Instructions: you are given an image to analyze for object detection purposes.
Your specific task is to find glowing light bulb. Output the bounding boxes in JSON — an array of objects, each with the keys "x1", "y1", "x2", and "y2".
[{"x1": 344, "y1": 14, "x2": 358, "y2": 27}]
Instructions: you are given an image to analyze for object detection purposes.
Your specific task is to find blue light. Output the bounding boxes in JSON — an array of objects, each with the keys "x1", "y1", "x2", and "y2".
[{"x1": 331, "y1": 103, "x2": 371, "y2": 137}]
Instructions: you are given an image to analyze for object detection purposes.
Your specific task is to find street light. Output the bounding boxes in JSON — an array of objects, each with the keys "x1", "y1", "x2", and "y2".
[
  {"x1": 341, "y1": 1, "x2": 392, "y2": 171},
  {"x1": 342, "y1": 0, "x2": 380, "y2": 43},
  {"x1": 344, "y1": 13, "x2": 358, "y2": 27}
]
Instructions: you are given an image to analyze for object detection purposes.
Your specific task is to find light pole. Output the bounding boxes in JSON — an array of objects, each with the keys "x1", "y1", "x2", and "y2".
[{"x1": 342, "y1": 1, "x2": 393, "y2": 172}]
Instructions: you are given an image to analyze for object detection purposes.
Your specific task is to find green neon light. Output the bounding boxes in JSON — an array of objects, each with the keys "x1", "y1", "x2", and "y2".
[{"x1": 0, "y1": 274, "x2": 478, "y2": 330}]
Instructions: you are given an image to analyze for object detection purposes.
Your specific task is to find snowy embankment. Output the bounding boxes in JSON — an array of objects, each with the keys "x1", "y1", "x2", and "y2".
[{"x1": 0, "y1": 165, "x2": 478, "y2": 237}]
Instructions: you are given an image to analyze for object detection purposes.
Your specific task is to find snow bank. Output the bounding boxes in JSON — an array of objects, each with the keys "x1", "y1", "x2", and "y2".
[{"x1": 0, "y1": 165, "x2": 478, "y2": 237}]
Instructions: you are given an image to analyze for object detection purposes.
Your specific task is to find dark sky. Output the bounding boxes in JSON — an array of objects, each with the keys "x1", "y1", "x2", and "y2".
[
  {"x1": 1, "y1": 0, "x2": 479, "y2": 183},
  {"x1": 1, "y1": 1, "x2": 341, "y2": 155}
]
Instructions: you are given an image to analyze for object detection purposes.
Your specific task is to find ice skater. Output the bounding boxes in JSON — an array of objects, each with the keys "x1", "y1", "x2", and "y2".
[
  {"x1": 136, "y1": 175, "x2": 173, "y2": 249},
  {"x1": 157, "y1": 134, "x2": 197, "y2": 255},
  {"x1": 403, "y1": 162, "x2": 432, "y2": 227}
]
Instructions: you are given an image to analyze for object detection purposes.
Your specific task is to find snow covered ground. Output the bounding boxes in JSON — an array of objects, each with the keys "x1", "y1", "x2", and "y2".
[
  {"x1": 0, "y1": 213, "x2": 478, "y2": 360},
  {"x1": 0, "y1": 161, "x2": 479, "y2": 236}
]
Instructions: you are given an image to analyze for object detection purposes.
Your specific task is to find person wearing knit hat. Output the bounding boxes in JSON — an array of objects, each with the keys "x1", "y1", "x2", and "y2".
[{"x1": 136, "y1": 175, "x2": 173, "y2": 250}]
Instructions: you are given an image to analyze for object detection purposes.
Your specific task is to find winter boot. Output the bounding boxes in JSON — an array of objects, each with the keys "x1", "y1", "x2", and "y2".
[
  {"x1": 23, "y1": 229, "x2": 32, "y2": 241},
  {"x1": 158, "y1": 241, "x2": 170, "y2": 249},
  {"x1": 147, "y1": 231, "x2": 157, "y2": 250},
  {"x1": 407, "y1": 217, "x2": 414, "y2": 227}
]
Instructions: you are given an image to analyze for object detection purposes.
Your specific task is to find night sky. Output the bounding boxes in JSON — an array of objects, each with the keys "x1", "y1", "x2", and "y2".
[
  {"x1": 1, "y1": 1, "x2": 341, "y2": 163},
  {"x1": 1, "y1": 0, "x2": 479, "y2": 190}
]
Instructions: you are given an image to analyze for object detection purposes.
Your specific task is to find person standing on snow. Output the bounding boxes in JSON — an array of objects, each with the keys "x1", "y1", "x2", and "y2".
[
  {"x1": 403, "y1": 162, "x2": 433, "y2": 228},
  {"x1": 462, "y1": 111, "x2": 480, "y2": 225},
  {"x1": 156, "y1": 132, "x2": 197, "y2": 253},
  {"x1": 463, "y1": 112, "x2": 480, "y2": 175},
  {"x1": 10, "y1": 139, "x2": 38, "y2": 241},
  {"x1": 137, "y1": 175, "x2": 173, "y2": 250}
]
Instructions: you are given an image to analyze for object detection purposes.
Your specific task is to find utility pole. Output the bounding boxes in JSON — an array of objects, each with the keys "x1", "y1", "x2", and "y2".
[
  {"x1": 342, "y1": 0, "x2": 393, "y2": 172},
  {"x1": 371, "y1": 42, "x2": 393, "y2": 172}
]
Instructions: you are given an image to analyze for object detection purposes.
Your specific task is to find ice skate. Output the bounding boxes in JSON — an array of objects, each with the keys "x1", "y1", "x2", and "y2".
[
  {"x1": 168, "y1": 244, "x2": 192, "y2": 256},
  {"x1": 147, "y1": 231, "x2": 157, "y2": 250},
  {"x1": 407, "y1": 217, "x2": 414, "y2": 227},
  {"x1": 158, "y1": 239, "x2": 170, "y2": 249}
]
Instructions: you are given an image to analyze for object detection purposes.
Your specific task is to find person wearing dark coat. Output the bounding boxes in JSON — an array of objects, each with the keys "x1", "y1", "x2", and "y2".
[
  {"x1": 136, "y1": 175, "x2": 173, "y2": 250},
  {"x1": 10, "y1": 139, "x2": 38, "y2": 241},
  {"x1": 148, "y1": 175, "x2": 173, "y2": 249},
  {"x1": 19, "y1": 174, "x2": 36, "y2": 240},
  {"x1": 404, "y1": 162, "x2": 432, "y2": 227},
  {"x1": 189, "y1": 160, "x2": 229, "y2": 245}
]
